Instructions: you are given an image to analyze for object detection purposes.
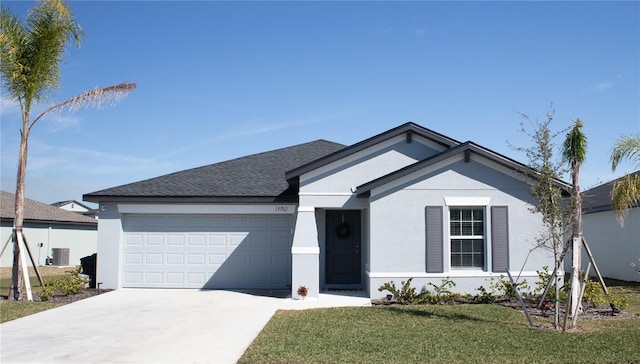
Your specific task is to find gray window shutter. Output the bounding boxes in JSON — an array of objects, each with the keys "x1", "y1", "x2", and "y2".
[
  {"x1": 491, "y1": 206, "x2": 509, "y2": 272},
  {"x1": 425, "y1": 206, "x2": 444, "y2": 273}
]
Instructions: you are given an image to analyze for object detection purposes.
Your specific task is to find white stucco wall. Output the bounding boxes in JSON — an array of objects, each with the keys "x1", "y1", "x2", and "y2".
[
  {"x1": 582, "y1": 208, "x2": 640, "y2": 282},
  {"x1": 366, "y1": 157, "x2": 553, "y2": 298},
  {"x1": 293, "y1": 136, "x2": 444, "y2": 296},
  {"x1": 0, "y1": 223, "x2": 97, "y2": 267}
]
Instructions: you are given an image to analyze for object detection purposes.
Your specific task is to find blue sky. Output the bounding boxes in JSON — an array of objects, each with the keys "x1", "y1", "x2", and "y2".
[{"x1": 1, "y1": 1, "x2": 639, "y2": 205}]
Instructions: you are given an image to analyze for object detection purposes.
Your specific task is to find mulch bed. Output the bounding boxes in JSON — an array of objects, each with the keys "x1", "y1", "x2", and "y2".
[
  {"x1": 1, "y1": 288, "x2": 111, "y2": 303},
  {"x1": 371, "y1": 296, "x2": 637, "y2": 328}
]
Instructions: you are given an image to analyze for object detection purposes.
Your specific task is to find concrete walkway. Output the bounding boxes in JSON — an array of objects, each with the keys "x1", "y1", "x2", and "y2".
[{"x1": 0, "y1": 289, "x2": 370, "y2": 364}]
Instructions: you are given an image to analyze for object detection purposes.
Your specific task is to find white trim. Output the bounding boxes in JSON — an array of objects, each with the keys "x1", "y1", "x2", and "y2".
[
  {"x1": 297, "y1": 206, "x2": 315, "y2": 212},
  {"x1": 366, "y1": 270, "x2": 543, "y2": 278},
  {"x1": 299, "y1": 192, "x2": 353, "y2": 196},
  {"x1": 292, "y1": 247, "x2": 320, "y2": 255},
  {"x1": 117, "y1": 204, "x2": 296, "y2": 215},
  {"x1": 444, "y1": 197, "x2": 490, "y2": 206}
]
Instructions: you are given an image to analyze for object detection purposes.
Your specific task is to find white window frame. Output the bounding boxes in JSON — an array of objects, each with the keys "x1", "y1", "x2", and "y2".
[{"x1": 444, "y1": 197, "x2": 490, "y2": 271}]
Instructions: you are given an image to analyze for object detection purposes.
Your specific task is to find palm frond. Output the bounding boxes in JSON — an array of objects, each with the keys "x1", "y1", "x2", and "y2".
[
  {"x1": 611, "y1": 173, "x2": 640, "y2": 225},
  {"x1": 562, "y1": 118, "x2": 587, "y2": 165},
  {"x1": 611, "y1": 135, "x2": 640, "y2": 171},
  {"x1": 29, "y1": 82, "x2": 137, "y2": 130}
]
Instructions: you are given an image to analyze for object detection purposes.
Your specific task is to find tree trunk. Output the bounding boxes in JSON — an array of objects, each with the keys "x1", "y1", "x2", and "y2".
[
  {"x1": 570, "y1": 163, "x2": 583, "y2": 322},
  {"x1": 10, "y1": 128, "x2": 29, "y2": 301}
]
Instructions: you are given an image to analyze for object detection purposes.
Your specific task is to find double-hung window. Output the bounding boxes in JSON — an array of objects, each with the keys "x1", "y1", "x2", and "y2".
[{"x1": 449, "y1": 207, "x2": 485, "y2": 269}]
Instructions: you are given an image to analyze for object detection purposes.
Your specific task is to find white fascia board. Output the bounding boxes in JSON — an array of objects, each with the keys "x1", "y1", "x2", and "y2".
[
  {"x1": 444, "y1": 197, "x2": 491, "y2": 206},
  {"x1": 117, "y1": 204, "x2": 297, "y2": 215},
  {"x1": 298, "y1": 192, "x2": 354, "y2": 196}
]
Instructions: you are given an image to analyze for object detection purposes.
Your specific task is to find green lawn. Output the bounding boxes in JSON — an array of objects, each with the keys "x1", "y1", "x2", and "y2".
[
  {"x1": 240, "y1": 284, "x2": 640, "y2": 364},
  {"x1": 0, "y1": 266, "x2": 74, "y2": 323}
]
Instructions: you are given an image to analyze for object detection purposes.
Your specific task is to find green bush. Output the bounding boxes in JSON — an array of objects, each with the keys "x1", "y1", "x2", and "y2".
[
  {"x1": 378, "y1": 278, "x2": 418, "y2": 304},
  {"x1": 378, "y1": 278, "x2": 459, "y2": 304},
  {"x1": 471, "y1": 285, "x2": 497, "y2": 304},
  {"x1": 534, "y1": 266, "x2": 569, "y2": 303},
  {"x1": 39, "y1": 266, "x2": 88, "y2": 301},
  {"x1": 487, "y1": 274, "x2": 528, "y2": 300},
  {"x1": 582, "y1": 278, "x2": 629, "y2": 310}
]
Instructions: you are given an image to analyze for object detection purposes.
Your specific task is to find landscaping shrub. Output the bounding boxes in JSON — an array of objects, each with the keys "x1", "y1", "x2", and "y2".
[
  {"x1": 582, "y1": 278, "x2": 629, "y2": 310},
  {"x1": 489, "y1": 274, "x2": 528, "y2": 300},
  {"x1": 39, "y1": 266, "x2": 88, "y2": 301},
  {"x1": 378, "y1": 278, "x2": 418, "y2": 304}
]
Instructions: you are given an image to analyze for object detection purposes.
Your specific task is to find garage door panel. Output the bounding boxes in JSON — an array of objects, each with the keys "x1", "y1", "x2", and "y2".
[
  {"x1": 166, "y1": 254, "x2": 184, "y2": 264},
  {"x1": 187, "y1": 234, "x2": 206, "y2": 246},
  {"x1": 123, "y1": 214, "x2": 292, "y2": 289},
  {"x1": 146, "y1": 234, "x2": 163, "y2": 246},
  {"x1": 272, "y1": 216, "x2": 291, "y2": 228},
  {"x1": 125, "y1": 234, "x2": 143, "y2": 246},
  {"x1": 208, "y1": 254, "x2": 225, "y2": 264},
  {"x1": 167, "y1": 235, "x2": 185, "y2": 246},
  {"x1": 207, "y1": 234, "x2": 226, "y2": 246},
  {"x1": 187, "y1": 253, "x2": 206, "y2": 265},
  {"x1": 146, "y1": 253, "x2": 163, "y2": 265},
  {"x1": 124, "y1": 253, "x2": 143, "y2": 264}
]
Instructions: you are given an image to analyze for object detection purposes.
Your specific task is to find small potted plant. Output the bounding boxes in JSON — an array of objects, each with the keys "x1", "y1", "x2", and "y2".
[{"x1": 297, "y1": 285, "x2": 308, "y2": 299}]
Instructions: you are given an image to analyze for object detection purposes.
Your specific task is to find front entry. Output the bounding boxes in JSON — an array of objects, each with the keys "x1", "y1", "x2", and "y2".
[{"x1": 325, "y1": 210, "x2": 361, "y2": 286}]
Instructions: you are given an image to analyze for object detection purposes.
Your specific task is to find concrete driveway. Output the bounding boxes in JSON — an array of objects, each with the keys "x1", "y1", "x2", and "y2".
[{"x1": 0, "y1": 289, "x2": 369, "y2": 364}]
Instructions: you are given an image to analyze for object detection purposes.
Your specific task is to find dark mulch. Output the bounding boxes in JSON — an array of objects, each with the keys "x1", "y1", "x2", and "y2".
[
  {"x1": 1, "y1": 288, "x2": 111, "y2": 303},
  {"x1": 371, "y1": 296, "x2": 637, "y2": 323}
]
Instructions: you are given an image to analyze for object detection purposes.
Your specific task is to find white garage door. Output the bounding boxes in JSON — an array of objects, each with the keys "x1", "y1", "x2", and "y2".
[{"x1": 122, "y1": 214, "x2": 292, "y2": 289}]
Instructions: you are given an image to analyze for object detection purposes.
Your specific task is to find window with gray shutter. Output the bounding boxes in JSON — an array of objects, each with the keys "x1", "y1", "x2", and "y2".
[
  {"x1": 491, "y1": 206, "x2": 509, "y2": 272},
  {"x1": 425, "y1": 206, "x2": 444, "y2": 273}
]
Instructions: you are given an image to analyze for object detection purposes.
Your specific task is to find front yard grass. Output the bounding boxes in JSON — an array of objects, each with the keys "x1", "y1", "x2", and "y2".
[
  {"x1": 0, "y1": 266, "x2": 78, "y2": 323},
  {"x1": 240, "y1": 283, "x2": 640, "y2": 364}
]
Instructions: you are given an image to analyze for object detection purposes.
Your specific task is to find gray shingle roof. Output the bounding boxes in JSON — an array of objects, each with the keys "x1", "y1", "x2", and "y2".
[
  {"x1": 84, "y1": 140, "x2": 346, "y2": 203},
  {"x1": 582, "y1": 171, "x2": 640, "y2": 214},
  {"x1": 1, "y1": 190, "x2": 97, "y2": 226}
]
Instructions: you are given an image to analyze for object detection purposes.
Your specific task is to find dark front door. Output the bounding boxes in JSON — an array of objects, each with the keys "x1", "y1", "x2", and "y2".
[{"x1": 325, "y1": 210, "x2": 361, "y2": 285}]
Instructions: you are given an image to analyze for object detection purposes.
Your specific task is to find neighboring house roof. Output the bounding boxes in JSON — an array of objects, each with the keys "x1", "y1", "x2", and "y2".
[
  {"x1": 355, "y1": 141, "x2": 572, "y2": 197},
  {"x1": 582, "y1": 171, "x2": 640, "y2": 214},
  {"x1": 84, "y1": 140, "x2": 346, "y2": 204},
  {"x1": 51, "y1": 200, "x2": 93, "y2": 211},
  {"x1": 0, "y1": 190, "x2": 97, "y2": 226},
  {"x1": 285, "y1": 122, "x2": 460, "y2": 182}
]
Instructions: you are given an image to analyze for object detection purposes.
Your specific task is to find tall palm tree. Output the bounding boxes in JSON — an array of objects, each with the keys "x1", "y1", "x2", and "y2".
[
  {"x1": 610, "y1": 135, "x2": 640, "y2": 224},
  {"x1": 562, "y1": 118, "x2": 587, "y2": 325},
  {"x1": 1, "y1": 0, "x2": 135, "y2": 300}
]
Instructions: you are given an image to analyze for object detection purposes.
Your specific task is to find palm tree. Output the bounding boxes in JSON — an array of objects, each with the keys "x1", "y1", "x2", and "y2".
[
  {"x1": 562, "y1": 118, "x2": 587, "y2": 326},
  {"x1": 610, "y1": 135, "x2": 640, "y2": 224},
  {"x1": 1, "y1": 0, "x2": 135, "y2": 300}
]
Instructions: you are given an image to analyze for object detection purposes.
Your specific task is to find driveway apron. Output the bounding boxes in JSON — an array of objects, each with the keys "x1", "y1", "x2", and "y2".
[
  {"x1": 1, "y1": 289, "x2": 292, "y2": 364},
  {"x1": 0, "y1": 289, "x2": 370, "y2": 364}
]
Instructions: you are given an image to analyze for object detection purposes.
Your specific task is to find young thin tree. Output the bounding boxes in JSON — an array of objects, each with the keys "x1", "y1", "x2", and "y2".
[
  {"x1": 561, "y1": 119, "x2": 588, "y2": 324},
  {"x1": 1, "y1": 0, "x2": 135, "y2": 300},
  {"x1": 610, "y1": 135, "x2": 640, "y2": 224},
  {"x1": 513, "y1": 107, "x2": 572, "y2": 330}
]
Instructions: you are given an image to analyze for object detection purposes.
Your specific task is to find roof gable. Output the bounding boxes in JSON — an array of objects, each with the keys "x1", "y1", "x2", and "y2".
[
  {"x1": 285, "y1": 122, "x2": 460, "y2": 182},
  {"x1": 1, "y1": 191, "x2": 97, "y2": 225},
  {"x1": 52, "y1": 200, "x2": 92, "y2": 211},
  {"x1": 84, "y1": 140, "x2": 346, "y2": 203},
  {"x1": 355, "y1": 142, "x2": 571, "y2": 197}
]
